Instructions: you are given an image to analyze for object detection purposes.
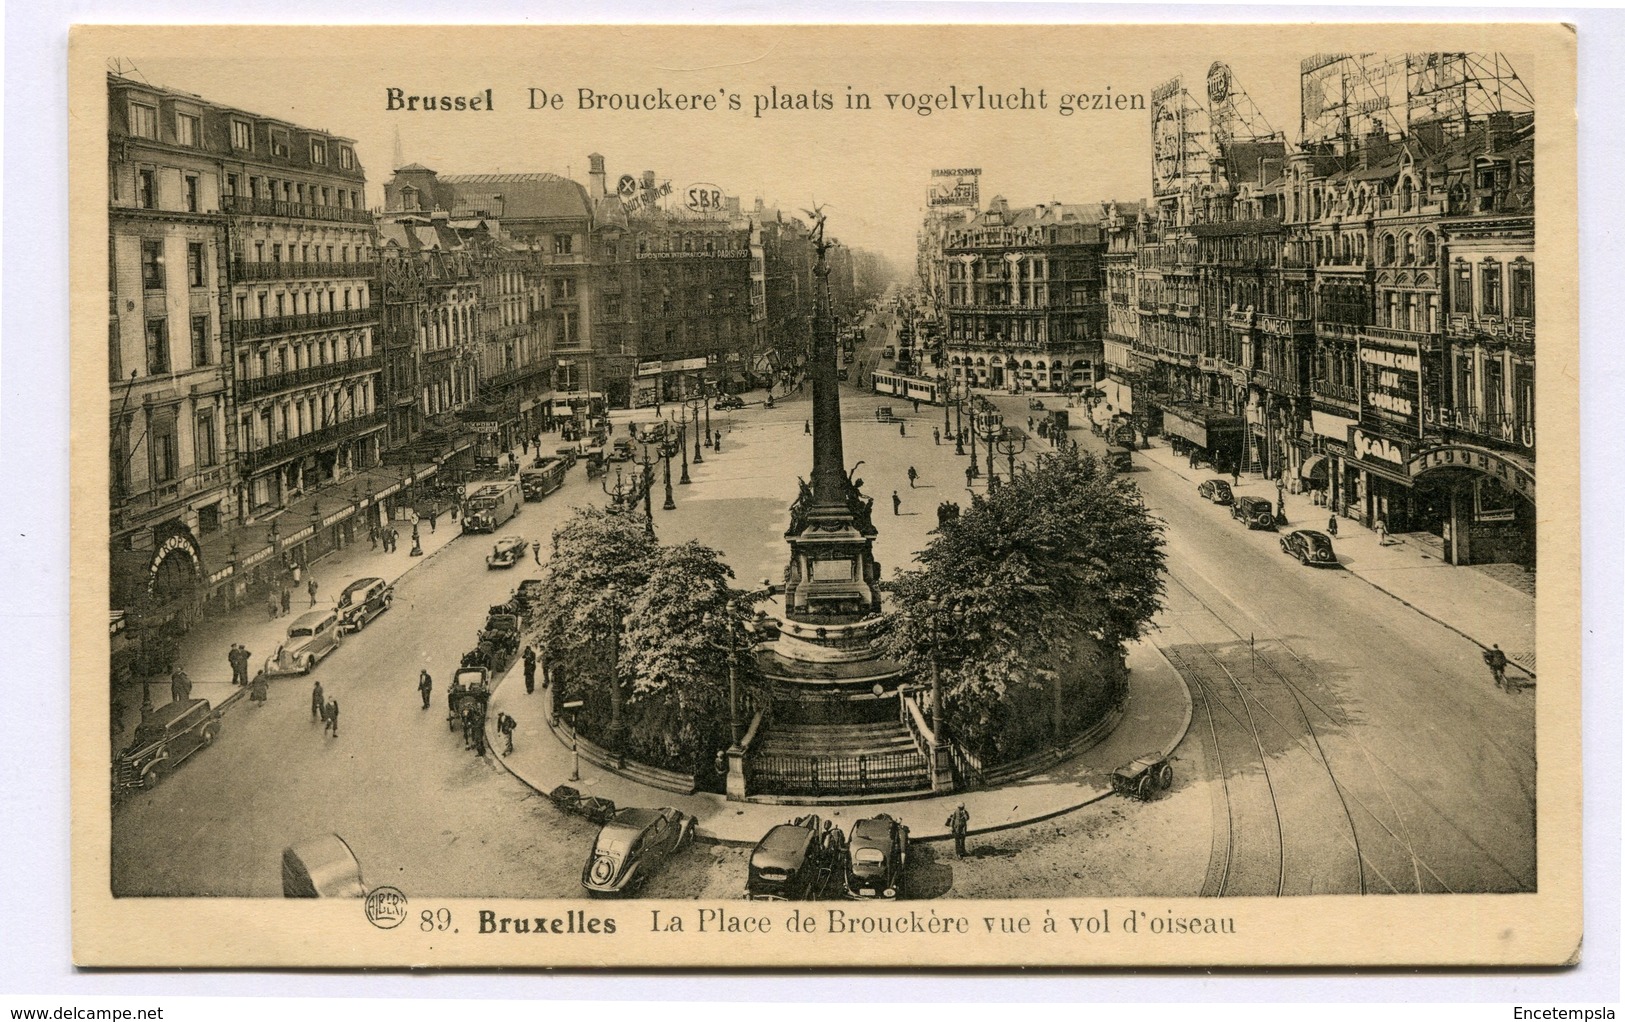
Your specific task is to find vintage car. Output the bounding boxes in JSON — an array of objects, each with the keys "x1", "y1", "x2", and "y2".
[
  {"x1": 713, "y1": 394, "x2": 745, "y2": 410},
  {"x1": 609, "y1": 438, "x2": 635, "y2": 463},
  {"x1": 486, "y1": 535, "x2": 529, "y2": 569},
  {"x1": 553, "y1": 446, "x2": 579, "y2": 469},
  {"x1": 1280, "y1": 529, "x2": 1338, "y2": 567},
  {"x1": 580, "y1": 807, "x2": 696, "y2": 896},
  {"x1": 843, "y1": 814, "x2": 910, "y2": 900},
  {"x1": 746, "y1": 815, "x2": 838, "y2": 901},
  {"x1": 1113, "y1": 755, "x2": 1174, "y2": 801},
  {"x1": 1231, "y1": 495, "x2": 1279, "y2": 531},
  {"x1": 1197, "y1": 478, "x2": 1234, "y2": 505},
  {"x1": 114, "y1": 697, "x2": 221, "y2": 790},
  {"x1": 335, "y1": 577, "x2": 393, "y2": 634},
  {"x1": 1105, "y1": 449, "x2": 1134, "y2": 473},
  {"x1": 281, "y1": 833, "x2": 365, "y2": 898},
  {"x1": 264, "y1": 608, "x2": 344, "y2": 676},
  {"x1": 882, "y1": 345, "x2": 896, "y2": 359}
]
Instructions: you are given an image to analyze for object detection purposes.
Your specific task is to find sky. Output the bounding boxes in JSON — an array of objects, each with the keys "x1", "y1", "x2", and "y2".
[{"x1": 107, "y1": 26, "x2": 1536, "y2": 266}]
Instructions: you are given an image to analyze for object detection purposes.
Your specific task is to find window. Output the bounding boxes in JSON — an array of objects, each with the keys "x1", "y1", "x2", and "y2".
[
  {"x1": 175, "y1": 112, "x2": 200, "y2": 147},
  {"x1": 554, "y1": 234, "x2": 573, "y2": 255},
  {"x1": 109, "y1": 321, "x2": 122, "y2": 383},
  {"x1": 137, "y1": 169, "x2": 156, "y2": 209},
  {"x1": 1381, "y1": 234, "x2": 1396, "y2": 265},
  {"x1": 1453, "y1": 263, "x2": 1472, "y2": 314},
  {"x1": 1511, "y1": 262, "x2": 1534, "y2": 319},
  {"x1": 270, "y1": 130, "x2": 290, "y2": 158},
  {"x1": 151, "y1": 415, "x2": 178, "y2": 484},
  {"x1": 144, "y1": 318, "x2": 170, "y2": 375},
  {"x1": 141, "y1": 240, "x2": 165, "y2": 290},
  {"x1": 310, "y1": 139, "x2": 327, "y2": 164},
  {"x1": 1421, "y1": 232, "x2": 1437, "y2": 265},
  {"x1": 128, "y1": 102, "x2": 158, "y2": 139},
  {"x1": 184, "y1": 175, "x2": 200, "y2": 212},
  {"x1": 231, "y1": 119, "x2": 253, "y2": 150},
  {"x1": 1481, "y1": 262, "x2": 1503, "y2": 316},
  {"x1": 339, "y1": 146, "x2": 354, "y2": 170},
  {"x1": 225, "y1": 173, "x2": 239, "y2": 198},
  {"x1": 196, "y1": 412, "x2": 218, "y2": 467},
  {"x1": 190, "y1": 315, "x2": 210, "y2": 366},
  {"x1": 186, "y1": 242, "x2": 206, "y2": 287}
]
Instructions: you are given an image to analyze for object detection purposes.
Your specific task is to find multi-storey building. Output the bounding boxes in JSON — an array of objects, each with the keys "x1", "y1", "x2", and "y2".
[
  {"x1": 109, "y1": 73, "x2": 382, "y2": 630},
  {"x1": 942, "y1": 197, "x2": 1107, "y2": 394}
]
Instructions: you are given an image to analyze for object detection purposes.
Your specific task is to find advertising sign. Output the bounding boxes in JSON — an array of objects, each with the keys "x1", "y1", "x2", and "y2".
[
  {"x1": 683, "y1": 182, "x2": 725, "y2": 213},
  {"x1": 929, "y1": 167, "x2": 980, "y2": 208},
  {"x1": 1358, "y1": 341, "x2": 1422, "y2": 433}
]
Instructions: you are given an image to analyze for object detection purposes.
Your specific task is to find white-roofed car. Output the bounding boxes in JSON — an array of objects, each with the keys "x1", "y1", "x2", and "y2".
[
  {"x1": 485, "y1": 536, "x2": 529, "y2": 569},
  {"x1": 335, "y1": 577, "x2": 393, "y2": 634}
]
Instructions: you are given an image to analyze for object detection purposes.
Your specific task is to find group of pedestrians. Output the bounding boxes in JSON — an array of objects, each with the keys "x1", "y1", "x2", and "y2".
[{"x1": 309, "y1": 680, "x2": 340, "y2": 736}]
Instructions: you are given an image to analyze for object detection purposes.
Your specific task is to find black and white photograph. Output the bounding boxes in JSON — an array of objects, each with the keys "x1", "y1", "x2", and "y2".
[{"x1": 69, "y1": 22, "x2": 1580, "y2": 968}]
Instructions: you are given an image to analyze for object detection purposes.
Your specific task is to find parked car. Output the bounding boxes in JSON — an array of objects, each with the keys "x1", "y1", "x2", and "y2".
[
  {"x1": 486, "y1": 535, "x2": 529, "y2": 569},
  {"x1": 264, "y1": 608, "x2": 345, "y2": 676},
  {"x1": 580, "y1": 807, "x2": 695, "y2": 896},
  {"x1": 1105, "y1": 449, "x2": 1133, "y2": 473},
  {"x1": 714, "y1": 394, "x2": 744, "y2": 410},
  {"x1": 335, "y1": 577, "x2": 393, "y2": 633},
  {"x1": 609, "y1": 438, "x2": 635, "y2": 463},
  {"x1": 114, "y1": 697, "x2": 221, "y2": 790},
  {"x1": 843, "y1": 814, "x2": 909, "y2": 900},
  {"x1": 1231, "y1": 495, "x2": 1278, "y2": 531},
  {"x1": 746, "y1": 815, "x2": 838, "y2": 901},
  {"x1": 1280, "y1": 529, "x2": 1338, "y2": 566},
  {"x1": 882, "y1": 345, "x2": 896, "y2": 359},
  {"x1": 553, "y1": 446, "x2": 579, "y2": 469},
  {"x1": 281, "y1": 833, "x2": 365, "y2": 898},
  {"x1": 1197, "y1": 479, "x2": 1234, "y2": 505}
]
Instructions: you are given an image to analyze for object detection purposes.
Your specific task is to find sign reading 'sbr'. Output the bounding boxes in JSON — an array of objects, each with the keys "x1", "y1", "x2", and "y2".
[{"x1": 685, "y1": 183, "x2": 724, "y2": 213}]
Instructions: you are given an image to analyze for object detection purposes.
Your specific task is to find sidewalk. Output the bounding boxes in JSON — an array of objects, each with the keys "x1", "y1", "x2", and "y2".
[
  {"x1": 112, "y1": 481, "x2": 473, "y2": 754},
  {"x1": 1133, "y1": 437, "x2": 1537, "y2": 677},
  {"x1": 485, "y1": 637, "x2": 1193, "y2": 846}
]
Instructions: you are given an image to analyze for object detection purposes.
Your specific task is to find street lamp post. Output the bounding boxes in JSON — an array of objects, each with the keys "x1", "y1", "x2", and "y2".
[
  {"x1": 677, "y1": 419, "x2": 691, "y2": 484},
  {"x1": 703, "y1": 395, "x2": 712, "y2": 451},
  {"x1": 997, "y1": 429, "x2": 1029, "y2": 483},
  {"x1": 954, "y1": 381, "x2": 966, "y2": 456},
  {"x1": 685, "y1": 396, "x2": 706, "y2": 467}
]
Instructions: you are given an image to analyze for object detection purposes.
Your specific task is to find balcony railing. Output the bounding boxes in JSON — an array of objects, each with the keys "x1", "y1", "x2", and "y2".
[
  {"x1": 233, "y1": 307, "x2": 376, "y2": 340},
  {"x1": 235, "y1": 352, "x2": 382, "y2": 400},
  {"x1": 113, "y1": 464, "x2": 234, "y2": 521},
  {"x1": 231, "y1": 260, "x2": 378, "y2": 282},
  {"x1": 221, "y1": 194, "x2": 373, "y2": 225},
  {"x1": 1363, "y1": 324, "x2": 1439, "y2": 348},
  {"x1": 1316, "y1": 321, "x2": 1365, "y2": 343},
  {"x1": 242, "y1": 411, "x2": 386, "y2": 472},
  {"x1": 480, "y1": 362, "x2": 550, "y2": 394},
  {"x1": 487, "y1": 321, "x2": 532, "y2": 342}
]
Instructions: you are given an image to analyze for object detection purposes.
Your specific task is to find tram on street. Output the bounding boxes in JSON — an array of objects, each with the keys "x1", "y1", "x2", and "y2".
[{"x1": 870, "y1": 370, "x2": 945, "y2": 405}]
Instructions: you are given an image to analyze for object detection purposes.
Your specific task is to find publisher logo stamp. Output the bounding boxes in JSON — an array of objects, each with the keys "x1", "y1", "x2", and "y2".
[{"x1": 364, "y1": 886, "x2": 408, "y2": 929}]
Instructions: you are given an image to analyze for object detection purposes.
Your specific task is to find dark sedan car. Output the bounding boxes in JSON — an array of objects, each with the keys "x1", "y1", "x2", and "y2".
[
  {"x1": 581, "y1": 807, "x2": 695, "y2": 896},
  {"x1": 1197, "y1": 479, "x2": 1233, "y2": 505},
  {"x1": 1231, "y1": 495, "x2": 1278, "y2": 531},
  {"x1": 746, "y1": 815, "x2": 837, "y2": 901},
  {"x1": 714, "y1": 394, "x2": 745, "y2": 410},
  {"x1": 1280, "y1": 529, "x2": 1338, "y2": 566},
  {"x1": 844, "y1": 814, "x2": 909, "y2": 900}
]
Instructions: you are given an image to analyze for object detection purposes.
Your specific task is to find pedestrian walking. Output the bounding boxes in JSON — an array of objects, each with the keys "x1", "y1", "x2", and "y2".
[
  {"x1": 965, "y1": 465, "x2": 975, "y2": 488},
  {"x1": 1375, "y1": 517, "x2": 1389, "y2": 546},
  {"x1": 281, "y1": 588, "x2": 292, "y2": 616},
  {"x1": 228, "y1": 644, "x2": 246, "y2": 687},
  {"x1": 533, "y1": 542, "x2": 542, "y2": 566},
  {"x1": 1231, "y1": 464, "x2": 1240, "y2": 487},
  {"x1": 170, "y1": 669, "x2": 192, "y2": 703},
  {"x1": 899, "y1": 421, "x2": 906, "y2": 437},
  {"x1": 912, "y1": 398, "x2": 920, "y2": 413},
  {"x1": 250, "y1": 671, "x2": 268, "y2": 706},
  {"x1": 389, "y1": 527, "x2": 400, "y2": 552},
  {"x1": 892, "y1": 490, "x2": 902, "y2": 516},
  {"x1": 497, "y1": 712, "x2": 517, "y2": 755},
  {"x1": 1484, "y1": 644, "x2": 1510, "y2": 690},
  {"x1": 418, "y1": 669, "x2": 433, "y2": 710},
  {"x1": 311, "y1": 680, "x2": 324, "y2": 721},
  {"x1": 1326, "y1": 515, "x2": 1338, "y2": 538},
  {"x1": 947, "y1": 803, "x2": 971, "y2": 857},
  {"x1": 308, "y1": 578, "x2": 319, "y2": 607},
  {"x1": 369, "y1": 525, "x2": 379, "y2": 550},
  {"x1": 713, "y1": 432, "x2": 722, "y2": 452},
  {"x1": 805, "y1": 420, "x2": 811, "y2": 435},
  {"x1": 933, "y1": 427, "x2": 941, "y2": 445},
  {"x1": 522, "y1": 645, "x2": 537, "y2": 695},
  {"x1": 907, "y1": 466, "x2": 918, "y2": 488},
  {"x1": 325, "y1": 699, "x2": 340, "y2": 737}
]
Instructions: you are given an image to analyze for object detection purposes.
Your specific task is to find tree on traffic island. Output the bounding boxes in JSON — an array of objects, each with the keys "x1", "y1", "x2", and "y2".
[{"x1": 886, "y1": 447, "x2": 1165, "y2": 766}]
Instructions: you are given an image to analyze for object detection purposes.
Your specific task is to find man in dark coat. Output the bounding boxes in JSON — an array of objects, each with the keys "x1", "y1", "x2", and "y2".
[
  {"x1": 170, "y1": 669, "x2": 192, "y2": 703},
  {"x1": 947, "y1": 804, "x2": 971, "y2": 857},
  {"x1": 326, "y1": 699, "x2": 340, "y2": 736},
  {"x1": 311, "y1": 680, "x2": 325, "y2": 721},
  {"x1": 522, "y1": 646, "x2": 537, "y2": 695},
  {"x1": 497, "y1": 712, "x2": 517, "y2": 755},
  {"x1": 418, "y1": 669, "x2": 433, "y2": 710}
]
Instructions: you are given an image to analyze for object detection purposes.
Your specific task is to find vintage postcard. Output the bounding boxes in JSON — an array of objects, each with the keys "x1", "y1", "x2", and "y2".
[{"x1": 71, "y1": 23, "x2": 1579, "y2": 968}]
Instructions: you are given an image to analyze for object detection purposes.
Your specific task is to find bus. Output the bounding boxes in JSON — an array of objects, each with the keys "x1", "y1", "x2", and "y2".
[
  {"x1": 871, "y1": 370, "x2": 945, "y2": 405},
  {"x1": 462, "y1": 481, "x2": 522, "y2": 533}
]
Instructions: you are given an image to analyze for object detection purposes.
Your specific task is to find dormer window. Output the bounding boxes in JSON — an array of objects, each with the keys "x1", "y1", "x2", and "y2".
[
  {"x1": 175, "y1": 112, "x2": 200, "y2": 147},
  {"x1": 310, "y1": 139, "x2": 327, "y2": 164},
  {"x1": 231, "y1": 119, "x2": 252, "y2": 150},
  {"x1": 339, "y1": 146, "x2": 354, "y2": 170},
  {"x1": 270, "y1": 130, "x2": 290, "y2": 158},
  {"x1": 128, "y1": 102, "x2": 158, "y2": 140}
]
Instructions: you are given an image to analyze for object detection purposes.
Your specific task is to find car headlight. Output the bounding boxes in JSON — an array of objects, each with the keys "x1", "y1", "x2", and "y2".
[{"x1": 883, "y1": 888, "x2": 897, "y2": 898}]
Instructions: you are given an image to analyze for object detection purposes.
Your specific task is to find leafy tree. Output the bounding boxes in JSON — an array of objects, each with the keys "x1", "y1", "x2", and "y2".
[
  {"x1": 532, "y1": 505, "x2": 657, "y2": 741},
  {"x1": 886, "y1": 447, "x2": 1165, "y2": 765},
  {"x1": 618, "y1": 541, "x2": 761, "y2": 773}
]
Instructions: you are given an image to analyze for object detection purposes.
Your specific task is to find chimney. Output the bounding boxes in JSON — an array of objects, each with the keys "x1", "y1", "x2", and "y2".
[
  {"x1": 588, "y1": 153, "x2": 606, "y2": 197},
  {"x1": 1486, "y1": 111, "x2": 1514, "y2": 151}
]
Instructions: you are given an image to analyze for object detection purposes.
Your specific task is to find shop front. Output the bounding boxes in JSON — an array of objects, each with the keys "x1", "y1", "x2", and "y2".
[{"x1": 1408, "y1": 444, "x2": 1535, "y2": 570}]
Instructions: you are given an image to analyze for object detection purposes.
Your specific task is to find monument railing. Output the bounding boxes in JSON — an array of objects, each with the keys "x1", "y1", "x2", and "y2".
[{"x1": 748, "y1": 749, "x2": 930, "y2": 797}]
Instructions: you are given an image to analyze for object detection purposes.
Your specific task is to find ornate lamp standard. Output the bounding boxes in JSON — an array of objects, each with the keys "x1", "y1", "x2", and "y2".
[
  {"x1": 685, "y1": 395, "x2": 706, "y2": 468},
  {"x1": 633, "y1": 429, "x2": 673, "y2": 516},
  {"x1": 996, "y1": 428, "x2": 1029, "y2": 483},
  {"x1": 973, "y1": 405, "x2": 1004, "y2": 488},
  {"x1": 600, "y1": 465, "x2": 638, "y2": 509}
]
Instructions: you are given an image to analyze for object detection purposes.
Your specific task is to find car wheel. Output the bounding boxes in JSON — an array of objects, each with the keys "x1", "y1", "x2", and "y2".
[
  {"x1": 199, "y1": 724, "x2": 217, "y2": 748},
  {"x1": 1154, "y1": 760, "x2": 1174, "y2": 791},
  {"x1": 142, "y1": 761, "x2": 166, "y2": 790},
  {"x1": 302, "y1": 656, "x2": 315, "y2": 675}
]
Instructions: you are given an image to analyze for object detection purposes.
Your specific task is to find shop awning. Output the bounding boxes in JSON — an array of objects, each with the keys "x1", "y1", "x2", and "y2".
[
  {"x1": 1162, "y1": 404, "x2": 1244, "y2": 449},
  {"x1": 1299, "y1": 454, "x2": 1329, "y2": 481}
]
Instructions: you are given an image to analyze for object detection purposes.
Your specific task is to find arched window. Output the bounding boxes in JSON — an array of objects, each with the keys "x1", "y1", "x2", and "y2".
[
  {"x1": 1382, "y1": 234, "x2": 1397, "y2": 266},
  {"x1": 1400, "y1": 176, "x2": 1415, "y2": 212},
  {"x1": 1402, "y1": 232, "x2": 1415, "y2": 264},
  {"x1": 1421, "y1": 231, "x2": 1437, "y2": 265}
]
